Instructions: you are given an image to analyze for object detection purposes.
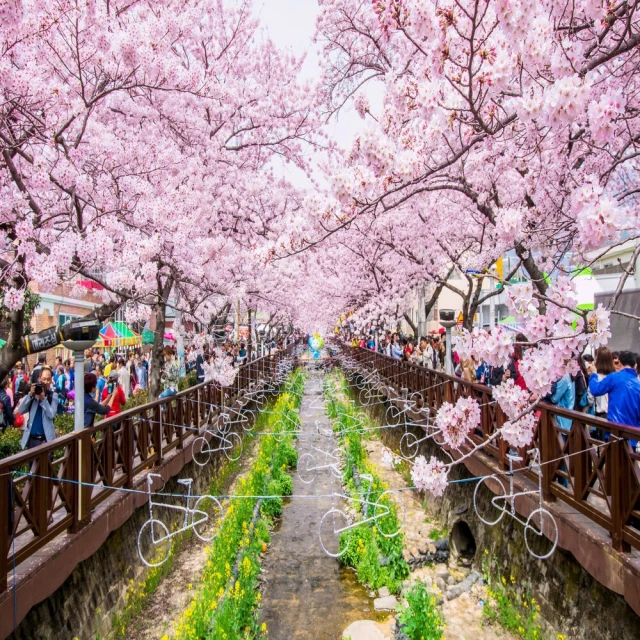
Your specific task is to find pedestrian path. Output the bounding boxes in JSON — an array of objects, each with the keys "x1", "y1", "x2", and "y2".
[{"x1": 258, "y1": 370, "x2": 388, "y2": 639}]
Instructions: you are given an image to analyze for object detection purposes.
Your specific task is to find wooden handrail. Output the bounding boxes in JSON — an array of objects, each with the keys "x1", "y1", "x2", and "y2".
[
  {"x1": 341, "y1": 344, "x2": 640, "y2": 553},
  {"x1": 0, "y1": 341, "x2": 300, "y2": 593}
]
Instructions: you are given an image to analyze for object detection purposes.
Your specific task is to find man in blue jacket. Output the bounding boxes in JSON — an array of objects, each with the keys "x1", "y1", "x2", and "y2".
[{"x1": 588, "y1": 350, "x2": 640, "y2": 427}]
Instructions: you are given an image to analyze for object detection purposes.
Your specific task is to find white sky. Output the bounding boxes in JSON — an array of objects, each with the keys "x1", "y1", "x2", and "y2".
[{"x1": 258, "y1": 0, "x2": 369, "y2": 187}]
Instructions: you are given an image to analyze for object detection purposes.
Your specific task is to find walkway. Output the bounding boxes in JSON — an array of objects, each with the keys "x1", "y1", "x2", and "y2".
[{"x1": 258, "y1": 370, "x2": 387, "y2": 639}]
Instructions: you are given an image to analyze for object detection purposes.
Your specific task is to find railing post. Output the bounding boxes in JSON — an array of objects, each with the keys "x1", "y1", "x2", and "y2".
[
  {"x1": 123, "y1": 417, "x2": 134, "y2": 489},
  {"x1": 572, "y1": 420, "x2": 588, "y2": 504},
  {"x1": 0, "y1": 472, "x2": 9, "y2": 592},
  {"x1": 153, "y1": 404, "x2": 163, "y2": 466},
  {"x1": 176, "y1": 398, "x2": 184, "y2": 450},
  {"x1": 33, "y1": 451, "x2": 49, "y2": 539},
  {"x1": 611, "y1": 435, "x2": 631, "y2": 552},
  {"x1": 539, "y1": 408, "x2": 556, "y2": 502}
]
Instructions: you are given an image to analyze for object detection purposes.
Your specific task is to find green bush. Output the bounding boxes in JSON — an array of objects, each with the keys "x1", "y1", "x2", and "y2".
[
  {"x1": 260, "y1": 479, "x2": 284, "y2": 518},
  {"x1": 0, "y1": 428, "x2": 22, "y2": 459},
  {"x1": 397, "y1": 583, "x2": 445, "y2": 640},
  {"x1": 54, "y1": 413, "x2": 75, "y2": 435},
  {"x1": 276, "y1": 473, "x2": 293, "y2": 497}
]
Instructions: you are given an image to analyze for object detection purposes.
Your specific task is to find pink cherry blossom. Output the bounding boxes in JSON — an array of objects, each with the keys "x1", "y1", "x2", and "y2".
[{"x1": 411, "y1": 455, "x2": 448, "y2": 497}]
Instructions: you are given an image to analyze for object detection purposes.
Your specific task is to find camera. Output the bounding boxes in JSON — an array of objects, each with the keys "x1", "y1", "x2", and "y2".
[{"x1": 34, "y1": 384, "x2": 44, "y2": 396}]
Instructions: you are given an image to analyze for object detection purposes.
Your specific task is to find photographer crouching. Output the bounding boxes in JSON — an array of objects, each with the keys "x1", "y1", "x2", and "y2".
[{"x1": 17, "y1": 366, "x2": 58, "y2": 450}]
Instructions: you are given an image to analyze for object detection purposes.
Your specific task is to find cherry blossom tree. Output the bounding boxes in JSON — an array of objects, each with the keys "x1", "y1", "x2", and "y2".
[
  {"x1": 1, "y1": 0, "x2": 319, "y2": 390},
  {"x1": 301, "y1": 0, "x2": 640, "y2": 495}
]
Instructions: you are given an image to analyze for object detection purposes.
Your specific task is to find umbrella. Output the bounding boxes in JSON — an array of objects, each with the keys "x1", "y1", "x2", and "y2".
[{"x1": 96, "y1": 321, "x2": 141, "y2": 348}]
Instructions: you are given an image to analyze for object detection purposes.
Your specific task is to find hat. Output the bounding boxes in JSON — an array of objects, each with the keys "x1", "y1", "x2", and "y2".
[{"x1": 108, "y1": 370, "x2": 119, "y2": 381}]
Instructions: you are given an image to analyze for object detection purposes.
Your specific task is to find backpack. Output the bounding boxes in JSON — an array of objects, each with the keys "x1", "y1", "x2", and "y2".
[{"x1": 56, "y1": 374, "x2": 69, "y2": 408}]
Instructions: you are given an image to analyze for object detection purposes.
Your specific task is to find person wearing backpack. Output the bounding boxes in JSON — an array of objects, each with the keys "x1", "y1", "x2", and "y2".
[
  {"x1": 0, "y1": 377, "x2": 15, "y2": 432},
  {"x1": 55, "y1": 365, "x2": 69, "y2": 415}
]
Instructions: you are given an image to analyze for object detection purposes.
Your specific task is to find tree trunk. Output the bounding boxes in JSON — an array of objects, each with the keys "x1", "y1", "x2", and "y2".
[
  {"x1": 403, "y1": 312, "x2": 418, "y2": 338},
  {"x1": 463, "y1": 279, "x2": 483, "y2": 331},
  {"x1": 149, "y1": 278, "x2": 173, "y2": 400}
]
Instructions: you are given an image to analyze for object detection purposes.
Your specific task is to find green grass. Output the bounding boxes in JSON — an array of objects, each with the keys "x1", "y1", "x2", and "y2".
[{"x1": 325, "y1": 372, "x2": 409, "y2": 594}]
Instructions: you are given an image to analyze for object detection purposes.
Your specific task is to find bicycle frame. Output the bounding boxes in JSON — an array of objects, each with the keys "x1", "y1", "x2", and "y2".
[{"x1": 145, "y1": 474, "x2": 206, "y2": 541}]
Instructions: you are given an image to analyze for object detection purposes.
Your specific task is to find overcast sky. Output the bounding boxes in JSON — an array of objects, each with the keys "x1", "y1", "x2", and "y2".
[{"x1": 258, "y1": 0, "x2": 367, "y2": 186}]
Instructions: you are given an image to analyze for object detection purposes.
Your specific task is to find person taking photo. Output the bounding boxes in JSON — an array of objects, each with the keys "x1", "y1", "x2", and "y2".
[
  {"x1": 102, "y1": 371, "x2": 127, "y2": 418},
  {"x1": 84, "y1": 373, "x2": 117, "y2": 427},
  {"x1": 17, "y1": 366, "x2": 58, "y2": 450}
]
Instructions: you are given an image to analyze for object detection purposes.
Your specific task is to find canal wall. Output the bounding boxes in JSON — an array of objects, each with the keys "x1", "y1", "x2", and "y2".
[{"x1": 356, "y1": 392, "x2": 640, "y2": 640}]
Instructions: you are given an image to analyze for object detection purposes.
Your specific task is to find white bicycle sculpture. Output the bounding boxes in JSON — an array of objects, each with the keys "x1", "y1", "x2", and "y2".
[
  {"x1": 318, "y1": 473, "x2": 406, "y2": 557},
  {"x1": 298, "y1": 445, "x2": 343, "y2": 484},
  {"x1": 192, "y1": 428, "x2": 243, "y2": 465},
  {"x1": 473, "y1": 448, "x2": 558, "y2": 560},
  {"x1": 137, "y1": 474, "x2": 222, "y2": 567}
]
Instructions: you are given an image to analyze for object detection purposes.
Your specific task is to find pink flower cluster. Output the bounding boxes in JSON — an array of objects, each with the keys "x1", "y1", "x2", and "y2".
[
  {"x1": 434, "y1": 397, "x2": 481, "y2": 449},
  {"x1": 411, "y1": 455, "x2": 448, "y2": 497},
  {"x1": 492, "y1": 380, "x2": 537, "y2": 449}
]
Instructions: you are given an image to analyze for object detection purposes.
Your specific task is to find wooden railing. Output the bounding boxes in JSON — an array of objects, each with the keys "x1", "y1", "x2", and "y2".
[
  {"x1": 341, "y1": 346, "x2": 640, "y2": 554},
  {"x1": 0, "y1": 343, "x2": 300, "y2": 592}
]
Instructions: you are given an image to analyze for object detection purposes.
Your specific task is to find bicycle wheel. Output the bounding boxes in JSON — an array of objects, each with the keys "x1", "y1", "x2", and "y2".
[
  {"x1": 524, "y1": 508, "x2": 558, "y2": 560},
  {"x1": 386, "y1": 403, "x2": 400, "y2": 425},
  {"x1": 319, "y1": 508, "x2": 350, "y2": 557},
  {"x1": 192, "y1": 436, "x2": 212, "y2": 467},
  {"x1": 473, "y1": 475, "x2": 507, "y2": 526},
  {"x1": 297, "y1": 453, "x2": 317, "y2": 484},
  {"x1": 192, "y1": 495, "x2": 223, "y2": 541},
  {"x1": 400, "y1": 432, "x2": 420, "y2": 459},
  {"x1": 137, "y1": 519, "x2": 172, "y2": 567},
  {"x1": 375, "y1": 491, "x2": 406, "y2": 538},
  {"x1": 223, "y1": 431, "x2": 242, "y2": 462}
]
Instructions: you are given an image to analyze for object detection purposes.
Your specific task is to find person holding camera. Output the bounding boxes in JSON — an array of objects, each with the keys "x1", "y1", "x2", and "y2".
[
  {"x1": 84, "y1": 373, "x2": 117, "y2": 427},
  {"x1": 102, "y1": 370, "x2": 126, "y2": 418},
  {"x1": 17, "y1": 366, "x2": 58, "y2": 450}
]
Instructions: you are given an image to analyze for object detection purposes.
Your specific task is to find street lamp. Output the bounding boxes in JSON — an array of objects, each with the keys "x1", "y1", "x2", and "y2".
[
  {"x1": 60, "y1": 317, "x2": 101, "y2": 529},
  {"x1": 439, "y1": 310, "x2": 457, "y2": 376},
  {"x1": 60, "y1": 318, "x2": 101, "y2": 432}
]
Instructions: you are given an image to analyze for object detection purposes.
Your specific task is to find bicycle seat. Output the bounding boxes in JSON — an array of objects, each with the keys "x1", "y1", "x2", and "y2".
[{"x1": 177, "y1": 479, "x2": 193, "y2": 487}]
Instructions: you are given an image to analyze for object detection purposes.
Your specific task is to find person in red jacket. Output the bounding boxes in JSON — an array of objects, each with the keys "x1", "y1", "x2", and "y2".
[{"x1": 102, "y1": 371, "x2": 126, "y2": 418}]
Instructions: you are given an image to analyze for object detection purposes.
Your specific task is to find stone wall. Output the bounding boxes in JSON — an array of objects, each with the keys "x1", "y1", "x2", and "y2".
[
  {"x1": 7, "y1": 428, "x2": 237, "y2": 640},
  {"x1": 358, "y1": 392, "x2": 640, "y2": 640}
]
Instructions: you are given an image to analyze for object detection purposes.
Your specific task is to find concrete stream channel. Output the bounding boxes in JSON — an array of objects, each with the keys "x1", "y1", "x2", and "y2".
[
  {"x1": 125, "y1": 366, "x2": 514, "y2": 639},
  {"x1": 258, "y1": 369, "x2": 387, "y2": 639}
]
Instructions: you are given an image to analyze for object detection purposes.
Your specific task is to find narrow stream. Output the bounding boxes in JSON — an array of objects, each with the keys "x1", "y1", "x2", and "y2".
[{"x1": 259, "y1": 369, "x2": 386, "y2": 639}]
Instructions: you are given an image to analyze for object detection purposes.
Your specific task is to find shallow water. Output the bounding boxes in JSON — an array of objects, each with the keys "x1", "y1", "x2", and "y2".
[{"x1": 259, "y1": 371, "x2": 387, "y2": 639}]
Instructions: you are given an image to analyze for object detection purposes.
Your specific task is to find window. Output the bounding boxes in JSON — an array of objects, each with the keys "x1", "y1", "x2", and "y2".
[{"x1": 59, "y1": 313, "x2": 80, "y2": 327}]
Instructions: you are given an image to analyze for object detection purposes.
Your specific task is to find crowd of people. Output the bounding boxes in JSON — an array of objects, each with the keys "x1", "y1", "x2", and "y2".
[
  {"x1": 0, "y1": 348, "x2": 154, "y2": 450},
  {"x1": 0, "y1": 334, "x2": 298, "y2": 453}
]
